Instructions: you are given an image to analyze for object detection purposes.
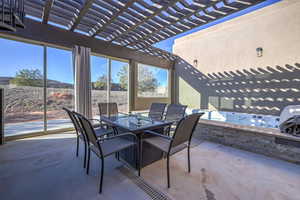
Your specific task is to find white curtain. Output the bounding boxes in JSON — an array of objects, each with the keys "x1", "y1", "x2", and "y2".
[{"x1": 73, "y1": 46, "x2": 92, "y2": 118}]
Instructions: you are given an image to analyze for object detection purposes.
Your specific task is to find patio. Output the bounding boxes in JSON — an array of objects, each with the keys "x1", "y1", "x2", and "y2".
[
  {"x1": 1, "y1": 133, "x2": 299, "y2": 200},
  {"x1": 1, "y1": 0, "x2": 300, "y2": 199}
]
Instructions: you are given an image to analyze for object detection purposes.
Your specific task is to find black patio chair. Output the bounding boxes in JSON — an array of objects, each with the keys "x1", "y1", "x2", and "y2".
[
  {"x1": 164, "y1": 104, "x2": 187, "y2": 121},
  {"x1": 97, "y1": 102, "x2": 121, "y2": 132},
  {"x1": 75, "y1": 112, "x2": 139, "y2": 194},
  {"x1": 148, "y1": 103, "x2": 167, "y2": 121},
  {"x1": 164, "y1": 104, "x2": 187, "y2": 135},
  {"x1": 135, "y1": 103, "x2": 167, "y2": 120},
  {"x1": 63, "y1": 108, "x2": 114, "y2": 168},
  {"x1": 98, "y1": 102, "x2": 119, "y2": 117},
  {"x1": 140, "y1": 113, "x2": 204, "y2": 188},
  {"x1": 63, "y1": 107, "x2": 87, "y2": 167}
]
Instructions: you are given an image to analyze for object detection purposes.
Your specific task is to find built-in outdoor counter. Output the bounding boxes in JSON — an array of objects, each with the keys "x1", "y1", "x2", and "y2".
[{"x1": 194, "y1": 119, "x2": 300, "y2": 164}]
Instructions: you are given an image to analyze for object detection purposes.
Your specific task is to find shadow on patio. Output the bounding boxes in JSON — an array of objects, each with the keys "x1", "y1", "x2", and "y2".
[{"x1": 1, "y1": 133, "x2": 299, "y2": 200}]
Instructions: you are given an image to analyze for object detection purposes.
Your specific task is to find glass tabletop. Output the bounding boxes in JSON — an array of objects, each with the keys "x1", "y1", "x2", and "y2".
[{"x1": 100, "y1": 113, "x2": 172, "y2": 131}]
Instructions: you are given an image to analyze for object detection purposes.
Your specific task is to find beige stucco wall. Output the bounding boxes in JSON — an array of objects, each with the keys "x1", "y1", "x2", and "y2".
[
  {"x1": 173, "y1": 0, "x2": 300, "y2": 73},
  {"x1": 173, "y1": 0, "x2": 300, "y2": 115}
]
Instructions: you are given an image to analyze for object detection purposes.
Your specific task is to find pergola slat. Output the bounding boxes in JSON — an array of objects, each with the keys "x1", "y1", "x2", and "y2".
[
  {"x1": 70, "y1": 0, "x2": 95, "y2": 31},
  {"x1": 91, "y1": 0, "x2": 136, "y2": 37},
  {"x1": 109, "y1": 0, "x2": 181, "y2": 43}
]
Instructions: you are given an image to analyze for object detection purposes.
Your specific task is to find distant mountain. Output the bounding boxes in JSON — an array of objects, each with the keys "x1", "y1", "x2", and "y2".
[
  {"x1": 0, "y1": 77, "x2": 12, "y2": 85},
  {"x1": 0, "y1": 76, "x2": 73, "y2": 88},
  {"x1": 0, "y1": 77, "x2": 126, "y2": 91}
]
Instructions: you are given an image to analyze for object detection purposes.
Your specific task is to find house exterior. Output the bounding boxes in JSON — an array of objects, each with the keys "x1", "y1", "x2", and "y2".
[{"x1": 173, "y1": 0, "x2": 300, "y2": 115}]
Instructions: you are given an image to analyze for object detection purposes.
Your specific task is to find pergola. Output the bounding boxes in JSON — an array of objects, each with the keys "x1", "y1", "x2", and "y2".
[
  {"x1": 0, "y1": 0, "x2": 268, "y2": 138},
  {"x1": 13, "y1": 0, "x2": 266, "y2": 62}
]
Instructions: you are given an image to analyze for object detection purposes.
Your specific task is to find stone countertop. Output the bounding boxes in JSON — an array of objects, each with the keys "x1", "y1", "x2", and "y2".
[{"x1": 198, "y1": 119, "x2": 300, "y2": 142}]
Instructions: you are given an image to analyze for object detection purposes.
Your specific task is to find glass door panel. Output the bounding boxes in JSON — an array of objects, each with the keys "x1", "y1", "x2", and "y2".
[
  {"x1": 111, "y1": 60, "x2": 129, "y2": 113},
  {"x1": 91, "y1": 55, "x2": 108, "y2": 118},
  {"x1": 0, "y1": 38, "x2": 44, "y2": 136},
  {"x1": 46, "y1": 47, "x2": 74, "y2": 131}
]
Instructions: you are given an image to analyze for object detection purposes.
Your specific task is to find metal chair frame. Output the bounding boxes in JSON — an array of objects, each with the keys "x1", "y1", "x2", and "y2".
[
  {"x1": 75, "y1": 112, "x2": 139, "y2": 194},
  {"x1": 63, "y1": 107, "x2": 88, "y2": 168},
  {"x1": 164, "y1": 104, "x2": 188, "y2": 135},
  {"x1": 140, "y1": 113, "x2": 203, "y2": 188}
]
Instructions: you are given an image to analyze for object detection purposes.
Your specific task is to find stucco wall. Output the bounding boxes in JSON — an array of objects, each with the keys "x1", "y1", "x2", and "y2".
[{"x1": 173, "y1": 0, "x2": 300, "y2": 115}]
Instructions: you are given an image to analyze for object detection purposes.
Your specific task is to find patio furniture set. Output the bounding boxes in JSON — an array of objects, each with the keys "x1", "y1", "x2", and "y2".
[{"x1": 63, "y1": 103, "x2": 203, "y2": 194}]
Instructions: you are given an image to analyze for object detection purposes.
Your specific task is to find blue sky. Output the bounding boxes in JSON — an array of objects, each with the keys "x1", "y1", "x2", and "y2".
[
  {"x1": 0, "y1": 0, "x2": 280, "y2": 86},
  {"x1": 0, "y1": 37, "x2": 167, "y2": 85}
]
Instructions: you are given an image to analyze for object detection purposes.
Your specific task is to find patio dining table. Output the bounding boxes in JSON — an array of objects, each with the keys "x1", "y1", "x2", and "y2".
[{"x1": 100, "y1": 113, "x2": 173, "y2": 168}]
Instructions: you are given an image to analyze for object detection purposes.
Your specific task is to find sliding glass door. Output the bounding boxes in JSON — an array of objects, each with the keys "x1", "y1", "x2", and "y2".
[
  {"x1": 0, "y1": 37, "x2": 75, "y2": 136},
  {"x1": 0, "y1": 37, "x2": 130, "y2": 136}
]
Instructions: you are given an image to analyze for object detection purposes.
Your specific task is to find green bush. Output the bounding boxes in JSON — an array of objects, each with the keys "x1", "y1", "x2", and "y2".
[{"x1": 10, "y1": 69, "x2": 43, "y2": 87}]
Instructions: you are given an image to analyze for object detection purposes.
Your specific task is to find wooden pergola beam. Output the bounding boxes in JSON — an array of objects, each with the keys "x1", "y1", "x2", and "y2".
[
  {"x1": 69, "y1": 0, "x2": 95, "y2": 32},
  {"x1": 91, "y1": 0, "x2": 136, "y2": 37},
  {"x1": 0, "y1": 19, "x2": 172, "y2": 69},
  {"x1": 42, "y1": 0, "x2": 54, "y2": 24},
  {"x1": 109, "y1": 0, "x2": 181, "y2": 43}
]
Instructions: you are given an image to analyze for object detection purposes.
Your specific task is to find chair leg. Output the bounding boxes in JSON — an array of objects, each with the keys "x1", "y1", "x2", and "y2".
[
  {"x1": 76, "y1": 136, "x2": 79, "y2": 157},
  {"x1": 115, "y1": 152, "x2": 120, "y2": 161},
  {"x1": 135, "y1": 144, "x2": 140, "y2": 176},
  {"x1": 86, "y1": 148, "x2": 91, "y2": 175},
  {"x1": 167, "y1": 155, "x2": 170, "y2": 188},
  {"x1": 188, "y1": 146, "x2": 191, "y2": 173},
  {"x1": 99, "y1": 158, "x2": 104, "y2": 194},
  {"x1": 138, "y1": 138, "x2": 142, "y2": 176},
  {"x1": 83, "y1": 141, "x2": 87, "y2": 168}
]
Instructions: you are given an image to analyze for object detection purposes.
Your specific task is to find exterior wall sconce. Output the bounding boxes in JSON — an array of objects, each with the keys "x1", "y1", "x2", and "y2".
[
  {"x1": 256, "y1": 47, "x2": 263, "y2": 57},
  {"x1": 193, "y1": 59, "x2": 198, "y2": 67}
]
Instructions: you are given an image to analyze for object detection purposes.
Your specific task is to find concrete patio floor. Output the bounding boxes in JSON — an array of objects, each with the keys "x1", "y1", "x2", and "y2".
[
  {"x1": 142, "y1": 140, "x2": 300, "y2": 200},
  {"x1": 4, "y1": 119, "x2": 73, "y2": 136},
  {"x1": 0, "y1": 133, "x2": 299, "y2": 200},
  {"x1": 0, "y1": 133, "x2": 150, "y2": 200}
]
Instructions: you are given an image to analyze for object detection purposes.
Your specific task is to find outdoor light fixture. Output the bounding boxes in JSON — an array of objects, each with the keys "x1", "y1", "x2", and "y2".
[
  {"x1": 193, "y1": 59, "x2": 198, "y2": 67},
  {"x1": 256, "y1": 47, "x2": 263, "y2": 57},
  {"x1": 0, "y1": 0, "x2": 25, "y2": 32}
]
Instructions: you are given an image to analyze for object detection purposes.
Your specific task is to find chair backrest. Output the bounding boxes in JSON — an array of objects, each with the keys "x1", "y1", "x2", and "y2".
[
  {"x1": 149, "y1": 103, "x2": 167, "y2": 121},
  {"x1": 74, "y1": 112, "x2": 102, "y2": 153},
  {"x1": 62, "y1": 107, "x2": 82, "y2": 137},
  {"x1": 98, "y1": 102, "x2": 118, "y2": 116},
  {"x1": 164, "y1": 104, "x2": 187, "y2": 121},
  {"x1": 170, "y1": 113, "x2": 204, "y2": 149}
]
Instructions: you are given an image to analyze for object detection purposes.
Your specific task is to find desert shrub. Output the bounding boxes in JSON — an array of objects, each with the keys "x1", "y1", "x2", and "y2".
[{"x1": 10, "y1": 69, "x2": 43, "y2": 87}]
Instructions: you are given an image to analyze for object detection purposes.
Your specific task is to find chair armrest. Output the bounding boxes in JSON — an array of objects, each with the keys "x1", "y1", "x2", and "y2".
[
  {"x1": 143, "y1": 130, "x2": 172, "y2": 140},
  {"x1": 88, "y1": 118, "x2": 101, "y2": 123},
  {"x1": 97, "y1": 132, "x2": 137, "y2": 142},
  {"x1": 118, "y1": 112, "x2": 129, "y2": 115}
]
